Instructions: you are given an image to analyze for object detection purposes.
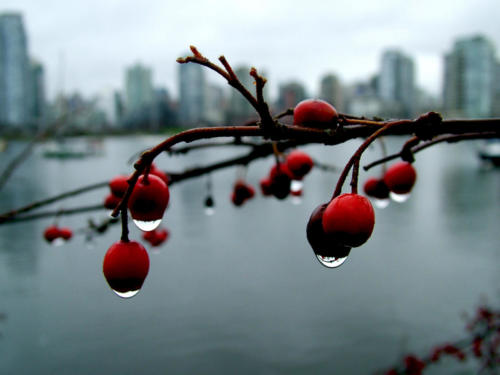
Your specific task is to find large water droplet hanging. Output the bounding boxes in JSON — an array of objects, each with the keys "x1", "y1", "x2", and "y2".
[
  {"x1": 291, "y1": 180, "x2": 303, "y2": 192},
  {"x1": 373, "y1": 198, "x2": 390, "y2": 209},
  {"x1": 316, "y1": 255, "x2": 349, "y2": 268},
  {"x1": 133, "y1": 219, "x2": 162, "y2": 232},
  {"x1": 112, "y1": 289, "x2": 140, "y2": 299},
  {"x1": 390, "y1": 192, "x2": 410, "y2": 203}
]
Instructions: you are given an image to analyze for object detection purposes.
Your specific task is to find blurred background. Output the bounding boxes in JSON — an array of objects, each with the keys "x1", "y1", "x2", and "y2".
[
  {"x1": 0, "y1": 1, "x2": 499, "y2": 374},
  {"x1": 0, "y1": 0, "x2": 499, "y2": 134}
]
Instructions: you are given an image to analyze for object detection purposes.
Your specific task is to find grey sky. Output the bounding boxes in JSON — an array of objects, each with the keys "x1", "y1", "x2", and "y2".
[{"x1": 2, "y1": 0, "x2": 499, "y2": 101}]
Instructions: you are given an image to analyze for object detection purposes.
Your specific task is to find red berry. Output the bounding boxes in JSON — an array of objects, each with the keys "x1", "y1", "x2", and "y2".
[
  {"x1": 109, "y1": 175, "x2": 129, "y2": 197},
  {"x1": 102, "y1": 240, "x2": 150, "y2": 296},
  {"x1": 363, "y1": 177, "x2": 390, "y2": 199},
  {"x1": 322, "y1": 193, "x2": 375, "y2": 247},
  {"x1": 293, "y1": 99, "x2": 338, "y2": 128},
  {"x1": 44, "y1": 225, "x2": 60, "y2": 242},
  {"x1": 404, "y1": 355, "x2": 425, "y2": 374},
  {"x1": 260, "y1": 178, "x2": 272, "y2": 196},
  {"x1": 231, "y1": 180, "x2": 255, "y2": 206},
  {"x1": 383, "y1": 162, "x2": 417, "y2": 194},
  {"x1": 306, "y1": 203, "x2": 352, "y2": 258},
  {"x1": 104, "y1": 193, "x2": 121, "y2": 210},
  {"x1": 149, "y1": 163, "x2": 169, "y2": 185},
  {"x1": 128, "y1": 174, "x2": 169, "y2": 222},
  {"x1": 59, "y1": 227, "x2": 73, "y2": 240},
  {"x1": 286, "y1": 150, "x2": 314, "y2": 180},
  {"x1": 269, "y1": 164, "x2": 292, "y2": 199}
]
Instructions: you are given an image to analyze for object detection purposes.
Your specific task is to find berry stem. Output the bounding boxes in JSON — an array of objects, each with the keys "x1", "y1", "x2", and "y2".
[
  {"x1": 377, "y1": 137, "x2": 388, "y2": 175},
  {"x1": 272, "y1": 142, "x2": 281, "y2": 166},
  {"x1": 120, "y1": 206, "x2": 129, "y2": 243},
  {"x1": 332, "y1": 120, "x2": 411, "y2": 199}
]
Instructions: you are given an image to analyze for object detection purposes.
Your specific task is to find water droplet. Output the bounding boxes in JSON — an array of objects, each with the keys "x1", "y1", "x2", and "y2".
[
  {"x1": 52, "y1": 238, "x2": 65, "y2": 247},
  {"x1": 373, "y1": 198, "x2": 390, "y2": 209},
  {"x1": 390, "y1": 192, "x2": 410, "y2": 203},
  {"x1": 316, "y1": 255, "x2": 348, "y2": 268},
  {"x1": 133, "y1": 219, "x2": 162, "y2": 231},
  {"x1": 112, "y1": 289, "x2": 140, "y2": 299},
  {"x1": 204, "y1": 207, "x2": 215, "y2": 216},
  {"x1": 291, "y1": 180, "x2": 303, "y2": 193}
]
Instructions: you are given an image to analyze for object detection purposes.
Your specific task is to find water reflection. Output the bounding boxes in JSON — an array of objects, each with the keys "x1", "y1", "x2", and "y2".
[{"x1": 0, "y1": 137, "x2": 498, "y2": 375}]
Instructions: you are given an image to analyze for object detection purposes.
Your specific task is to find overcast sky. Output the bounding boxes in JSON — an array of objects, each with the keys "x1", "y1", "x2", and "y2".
[{"x1": 2, "y1": 0, "x2": 499, "y2": 102}]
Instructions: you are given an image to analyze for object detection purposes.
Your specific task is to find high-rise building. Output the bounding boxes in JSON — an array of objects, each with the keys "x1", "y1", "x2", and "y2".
[
  {"x1": 493, "y1": 61, "x2": 500, "y2": 117},
  {"x1": 275, "y1": 81, "x2": 307, "y2": 117},
  {"x1": 28, "y1": 59, "x2": 45, "y2": 127},
  {"x1": 226, "y1": 66, "x2": 257, "y2": 124},
  {"x1": 123, "y1": 63, "x2": 155, "y2": 129},
  {"x1": 0, "y1": 12, "x2": 30, "y2": 127},
  {"x1": 178, "y1": 61, "x2": 206, "y2": 126},
  {"x1": 346, "y1": 80, "x2": 383, "y2": 118},
  {"x1": 205, "y1": 84, "x2": 225, "y2": 125},
  {"x1": 319, "y1": 73, "x2": 343, "y2": 112},
  {"x1": 125, "y1": 63, "x2": 154, "y2": 115},
  {"x1": 443, "y1": 35, "x2": 497, "y2": 118},
  {"x1": 377, "y1": 49, "x2": 416, "y2": 118}
]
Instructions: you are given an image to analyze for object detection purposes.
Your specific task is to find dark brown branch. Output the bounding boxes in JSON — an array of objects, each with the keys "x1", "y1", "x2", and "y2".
[
  {"x1": 178, "y1": 47, "x2": 276, "y2": 129},
  {"x1": 333, "y1": 120, "x2": 412, "y2": 198},
  {"x1": 0, "y1": 181, "x2": 108, "y2": 224},
  {"x1": 1, "y1": 118, "x2": 499, "y2": 224},
  {"x1": 0, "y1": 204, "x2": 105, "y2": 224},
  {"x1": 363, "y1": 131, "x2": 500, "y2": 171}
]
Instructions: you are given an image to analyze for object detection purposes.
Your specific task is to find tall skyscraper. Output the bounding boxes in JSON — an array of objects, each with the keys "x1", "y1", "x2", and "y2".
[
  {"x1": 226, "y1": 66, "x2": 257, "y2": 124},
  {"x1": 443, "y1": 35, "x2": 497, "y2": 118},
  {"x1": 377, "y1": 49, "x2": 416, "y2": 118},
  {"x1": 28, "y1": 59, "x2": 45, "y2": 126},
  {"x1": 319, "y1": 73, "x2": 343, "y2": 112},
  {"x1": 125, "y1": 63, "x2": 154, "y2": 115},
  {"x1": 178, "y1": 61, "x2": 206, "y2": 126},
  {"x1": 275, "y1": 81, "x2": 307, "y2": 115},
  {"x1": 0, "y1": 12, "x2": 30, "y2": 127}
]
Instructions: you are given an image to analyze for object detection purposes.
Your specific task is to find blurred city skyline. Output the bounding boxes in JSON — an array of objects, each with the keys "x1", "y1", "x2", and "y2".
[{"x1": 1, "y1": 0, "x2": 499, "y2": 101}]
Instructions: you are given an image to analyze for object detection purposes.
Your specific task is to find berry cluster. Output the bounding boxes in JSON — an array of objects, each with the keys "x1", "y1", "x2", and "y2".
[
  {"x1": 231, "y1": 180, "x2": 255, "y2": 206},
  {"x1": 102, "y1": 165, "x2": 171, "y2": 298},
  {"x1": 97, "y1": 97, "x2": 425, "y2": 296},
  {"x1": 364, "y1": 161, "x2": 417, "y2": 206},
  {"x1": 307, "y1": 193, "x2": 375, "y2": 268},
  {"x1": 43, "y1": 225, "x2": 73, "y2": 244}
]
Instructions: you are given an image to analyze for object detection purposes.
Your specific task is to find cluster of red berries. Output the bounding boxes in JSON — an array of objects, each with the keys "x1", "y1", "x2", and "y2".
[
  {"x1": 103, "y1": 164, "x2": 171, "y2": 298},
  {"x1": 384, "y1": 355, "x2": 426, "y2": 375},
  {"x1": 43, "y1": 225, "x2": 73, "y2": 243},
  {"x1": 382, "y1": 304, "x2": 499, "y2": 374},
  {"x1": 231, "y1": 180, "x2": 255, "y2": 206},
  {"x1": 307, "y1": 193, "x2": 375, "y2": 266},
  {"x1": 430, "y1": 344, "x2": 466, "y2": 362},
  {"x1": 364, "y1": 161, "x2": 417, "y2": 203},
  {"x1": 104, "y1": 163, "x2": 169, "y2": 211},
  {"x1": 260, "y1": 149, "x2": 314, "y2": 200}
]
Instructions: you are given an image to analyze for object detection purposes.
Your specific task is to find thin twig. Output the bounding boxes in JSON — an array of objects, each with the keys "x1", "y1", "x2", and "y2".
[{"x1": 363, "y1": 131, "x2": 500, "y2": 171}]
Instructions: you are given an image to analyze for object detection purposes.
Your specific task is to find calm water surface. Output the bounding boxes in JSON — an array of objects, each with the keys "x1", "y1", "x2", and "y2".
[{"x1": 0, "y1": 135, "x2": 498, "y2": 374}]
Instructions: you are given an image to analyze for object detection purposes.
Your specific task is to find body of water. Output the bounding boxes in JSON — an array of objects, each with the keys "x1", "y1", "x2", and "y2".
[{"x1": 0, "y1": 135, "x2": 498, "y2": 374}]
